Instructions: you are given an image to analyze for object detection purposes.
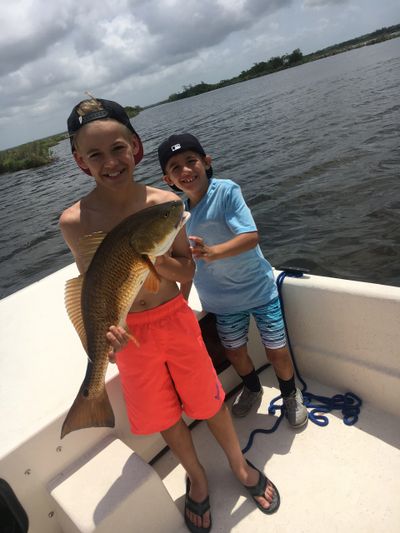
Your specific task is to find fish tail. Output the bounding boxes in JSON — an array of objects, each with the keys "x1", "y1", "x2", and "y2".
[{"x1": 60, "y1": 384, "x2": 115, "y2": 439}]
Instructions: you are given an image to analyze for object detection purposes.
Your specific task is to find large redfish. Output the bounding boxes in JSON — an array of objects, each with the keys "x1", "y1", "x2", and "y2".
[{"x1": 61, "y1": 201, "x2": 188, "y2": 438}]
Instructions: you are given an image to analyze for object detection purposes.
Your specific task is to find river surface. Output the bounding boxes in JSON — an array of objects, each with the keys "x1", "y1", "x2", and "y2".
[{"x1": 1, "y1": 38, "x2": 399, "y2": 300}]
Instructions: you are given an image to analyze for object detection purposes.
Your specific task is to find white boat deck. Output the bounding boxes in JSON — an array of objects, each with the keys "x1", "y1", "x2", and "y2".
[
  {"x1": 153, "y1": 368, "x2": 400, "y2": 533},
  {"x1": 1, "y1": 265, "x2": 400, "y2": 533}
]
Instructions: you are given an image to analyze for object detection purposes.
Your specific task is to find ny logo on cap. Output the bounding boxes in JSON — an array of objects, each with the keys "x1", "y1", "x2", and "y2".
[{"x1": 171, "y1": 143, "x2": 181, "y2": 152}]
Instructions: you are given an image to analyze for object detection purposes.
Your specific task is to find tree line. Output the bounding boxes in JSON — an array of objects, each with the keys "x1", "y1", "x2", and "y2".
[
  {"x1": 167, "y1": 24, "x2": 400, "y2": 102},
  {"x1": 167, "y1": 49, "x2": 304, "y2": 102}
]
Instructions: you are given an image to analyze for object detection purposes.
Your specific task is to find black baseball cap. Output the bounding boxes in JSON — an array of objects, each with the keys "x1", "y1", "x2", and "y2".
[
  {"x1": 158, "y1": 133, "x2": 213, "y2": 181},
  {"x1": 67, "y1": 98, "x2": 143, "y2": 166}
]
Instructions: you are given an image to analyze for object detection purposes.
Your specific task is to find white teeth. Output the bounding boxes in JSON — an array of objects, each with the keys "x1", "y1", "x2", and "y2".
[{"x1": 106, "y1": 171, "x2": 121, "y2": 177}]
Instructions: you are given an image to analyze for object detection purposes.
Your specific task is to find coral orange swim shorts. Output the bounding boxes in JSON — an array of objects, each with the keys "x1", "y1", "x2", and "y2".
[{"x1": 116, "y1": 293, "x2": 225, "y2": 435}]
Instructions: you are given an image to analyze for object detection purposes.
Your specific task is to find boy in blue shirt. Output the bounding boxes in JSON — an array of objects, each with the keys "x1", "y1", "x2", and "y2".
[{"x1": 158, "y1": 133, "x2": 308, "y2": 428}]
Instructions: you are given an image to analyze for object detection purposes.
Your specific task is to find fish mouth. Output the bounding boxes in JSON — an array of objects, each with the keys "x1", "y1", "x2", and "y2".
[{"x1": 176, "y1": 210, "x2": 191, "y2": 229}]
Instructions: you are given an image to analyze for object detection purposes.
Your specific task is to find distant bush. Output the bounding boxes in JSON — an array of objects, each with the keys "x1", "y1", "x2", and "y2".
[
  {"x1": 0, "y1": 133, "x2": 67, "y2": 174},
  {"x1": 124, "y1": 105, "x2": 143, "y2": 118}
]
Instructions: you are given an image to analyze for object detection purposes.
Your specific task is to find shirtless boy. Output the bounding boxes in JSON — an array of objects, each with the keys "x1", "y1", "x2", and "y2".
[{"x1": 59, "y1": 97, "x2": 280, "y2": 532}]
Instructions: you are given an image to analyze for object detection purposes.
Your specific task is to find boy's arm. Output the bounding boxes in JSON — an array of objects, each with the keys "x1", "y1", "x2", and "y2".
[
  {"x1": 59, "y1": 209, "x2": 87, "y2": 274},
  {"x1": 180, "y1": 280, "x2": 193, "y2": 301},
  {"x1": 189, "y1": 231, "x2": 259, "y2": 262},
  {"x1": 155, "y1": 226, "x2": 195, "y2": 283}
]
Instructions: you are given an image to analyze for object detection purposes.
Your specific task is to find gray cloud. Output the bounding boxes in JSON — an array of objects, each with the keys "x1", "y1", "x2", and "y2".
[
  {"x1": 138, "y1": 0, "x2": 292, "y2": 57},
  {"x1": 0, "y1": 0, "x2": 397, "y2": 149},
  {"x1": 303, "y1": 0, "x2": 348, "y2": 7},
  {"x1": 0, "y1": 2, "x2": 76, "y2": 77}
]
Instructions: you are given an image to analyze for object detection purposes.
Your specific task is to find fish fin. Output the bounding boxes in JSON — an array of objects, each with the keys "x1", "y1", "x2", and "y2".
[
  {"x1": 60, "y1": 382, "x2": 115, "y2": 439},
  {"x1": 123, "y1": 324, "x2": 140, "y2": 347},
  {"x1": 64, "y1": 275, "x2": 88, "y2": 352},
  {"x1": 79, "y1": 231, "x2": 108, "y2": 272},
  {"x1": 130, "y1": 335, "x2": 140, "y2": 347},
  {"x1": 142, "y1": 255, "x2": 161, "y2": 293}
]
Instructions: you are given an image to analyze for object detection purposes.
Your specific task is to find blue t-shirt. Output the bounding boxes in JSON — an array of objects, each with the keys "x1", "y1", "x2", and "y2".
[{"x1": 185, "y1": 178, "x2": 277, "y2": 314}]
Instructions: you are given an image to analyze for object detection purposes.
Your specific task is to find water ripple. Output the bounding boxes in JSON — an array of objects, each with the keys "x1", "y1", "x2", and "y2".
[{"x1": 1, "y1": 39, "x2": 400, "y2": 298}]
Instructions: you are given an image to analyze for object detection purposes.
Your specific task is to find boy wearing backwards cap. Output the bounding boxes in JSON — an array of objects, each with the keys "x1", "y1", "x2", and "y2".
[
  {"x1": 158, "y1": 133, "x2": 308, "y2": 428},
  {"x1": 60, "y1": 97, "x2": 280, "y2": 533}
]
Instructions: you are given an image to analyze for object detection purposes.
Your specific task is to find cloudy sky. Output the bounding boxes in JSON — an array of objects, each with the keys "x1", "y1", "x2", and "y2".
[{"x1": 0, "y1": 0, "x2": 399, "y2": 150}]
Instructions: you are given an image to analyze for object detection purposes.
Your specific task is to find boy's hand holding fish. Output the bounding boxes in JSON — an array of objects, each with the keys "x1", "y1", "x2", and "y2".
[
  {"x1": 106, "y1": 325, "x2": 131, "y2": 363},
  {"x1": 106, "y1": 249, "x2": 174, "y2": 363}
]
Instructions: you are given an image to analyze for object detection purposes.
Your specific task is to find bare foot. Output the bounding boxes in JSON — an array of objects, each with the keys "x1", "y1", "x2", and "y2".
[
  {"x1": 185, "y1": 474, "x2": 211, "y2": 530},
  {"x1": 237, "y1": 461, "x2": 277, "y2": 510}
]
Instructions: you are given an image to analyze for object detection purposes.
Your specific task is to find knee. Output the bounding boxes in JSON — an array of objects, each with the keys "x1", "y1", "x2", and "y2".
[
  {"x1": 265, "y1": 346, "x2": 290, "y2": 365},
  {"x1": 224, "y1": 346, "x2": 248, "y2": 364},
  {"x1": 207, "y1": 403, "x2": 228, "y2": 424}
]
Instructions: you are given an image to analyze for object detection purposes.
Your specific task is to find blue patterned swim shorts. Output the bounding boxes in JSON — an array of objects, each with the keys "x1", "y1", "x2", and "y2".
[{"x1": 215, "y1": 296, "x2": 287, "y2": 350}]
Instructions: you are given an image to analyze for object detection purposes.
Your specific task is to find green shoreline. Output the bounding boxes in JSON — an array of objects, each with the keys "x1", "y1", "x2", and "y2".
[
  {"x1": 0, "y1": 107, "x2": 142, "y2": 175},
  {"x1": 1, "y1": 24, "x2": 398, "y2": 175}
]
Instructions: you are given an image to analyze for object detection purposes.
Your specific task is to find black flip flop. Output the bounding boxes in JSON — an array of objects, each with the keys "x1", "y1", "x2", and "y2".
[
  {"x1": 184, "y1": 477, "x2": 212, "y2": 533},
  {"x1": 244, "y1": 459, "x2": 281, "y2": 514}
]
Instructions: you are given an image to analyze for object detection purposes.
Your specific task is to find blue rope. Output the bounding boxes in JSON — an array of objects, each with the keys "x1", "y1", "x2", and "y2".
[{"x1": 242, "y1": 268, "x2": 362, "y2": 454}]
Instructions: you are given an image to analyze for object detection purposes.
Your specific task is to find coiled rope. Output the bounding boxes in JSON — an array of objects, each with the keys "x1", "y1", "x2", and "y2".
[{"x1": 242, "y1": 268, "x2": 362, "y2": 454}]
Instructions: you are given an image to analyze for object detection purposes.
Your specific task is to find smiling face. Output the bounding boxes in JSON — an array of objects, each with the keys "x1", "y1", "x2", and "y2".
[
  {"x1": 73, "y1": 119, "x2": 140, "y2": 189},
  {"x1": 163, "y1": 150, "x2": 212, "y2": 200}
]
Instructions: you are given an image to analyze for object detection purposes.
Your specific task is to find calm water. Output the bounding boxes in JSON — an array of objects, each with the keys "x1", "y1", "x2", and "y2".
[{"x1": 1, "y1": 38, "x2": 400, "y2": 300}]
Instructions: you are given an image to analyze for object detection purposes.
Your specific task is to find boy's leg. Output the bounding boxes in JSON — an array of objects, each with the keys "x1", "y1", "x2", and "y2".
[
  {"x1": 206, "y1": 404, "x2": 277, "y2": 510},
  {"x1": 161, "y1": 418, "x2": 211, "y2": 530},
  {"x1": 251, "y1": 298, "x2": 308, "y2": 428},
  {"x1": 215, "y1": 312, "x2": 263, "y2": 417},
  {"x1": 264, "y1": 345, "x2": 308, "y2": 429},
  {"x1": 223, "y1": 344, "x2": 253, "y2": 376},
  {"x1": 264, "y1": 345, "x2": 294, "y2": 380},
  {"x1": 224, "y1": 344, "x2": 264, "y2": 417}
]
